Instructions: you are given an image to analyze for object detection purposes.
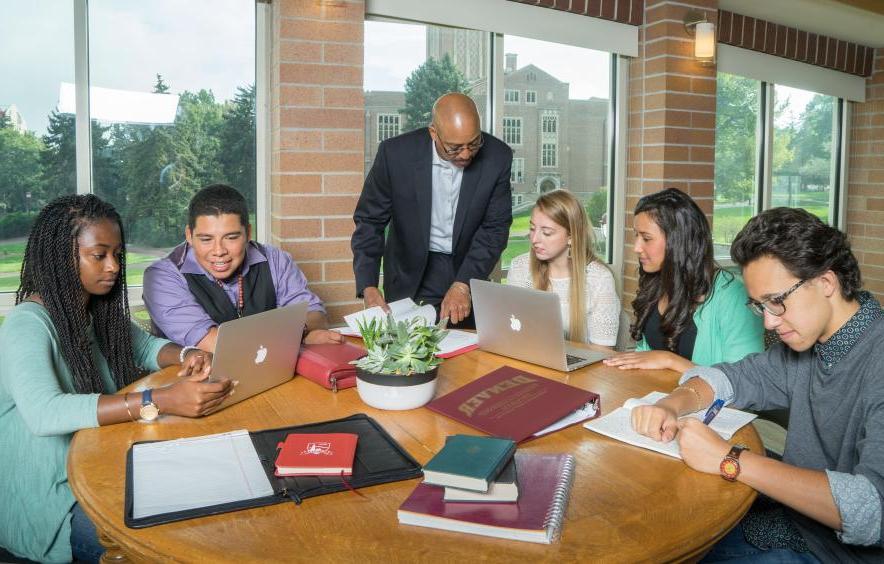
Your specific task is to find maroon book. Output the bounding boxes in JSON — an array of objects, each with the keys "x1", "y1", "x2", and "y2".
[
  {"x1": 397, "y1": 453, "x2": 575, "y2": 544},
  {"x1": 426, "y1": 366, "x2": 600, "y2": 443}
]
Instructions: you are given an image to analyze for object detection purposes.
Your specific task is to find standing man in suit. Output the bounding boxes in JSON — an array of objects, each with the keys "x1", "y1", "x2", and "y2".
[{"x1": 352, "y1": 93, "x2": 513, "y2": 328}]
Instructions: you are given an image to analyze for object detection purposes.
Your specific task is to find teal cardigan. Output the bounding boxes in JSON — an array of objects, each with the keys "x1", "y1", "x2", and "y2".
[
  {"x1": 635, "y1": 271, "x2": 764, "y2": 366},
  {"x1": 0, "y1": 302, "x2": 168, "y2": 563}
]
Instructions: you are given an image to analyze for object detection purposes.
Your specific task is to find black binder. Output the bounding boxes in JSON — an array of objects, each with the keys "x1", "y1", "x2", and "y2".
[{"x1": 124, "y1": 413, "x2": 423, "y2": 528}]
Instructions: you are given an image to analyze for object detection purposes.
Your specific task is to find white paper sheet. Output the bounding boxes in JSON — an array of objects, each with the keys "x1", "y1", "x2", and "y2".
[{"x1": 132, "y1": 429, "x2": 274, "y2": 519}]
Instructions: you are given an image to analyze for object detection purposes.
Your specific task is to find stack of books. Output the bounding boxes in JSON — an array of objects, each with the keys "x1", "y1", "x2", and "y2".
[{"x1": 397, "y1": 434, "x2": 576, "y2": 544}]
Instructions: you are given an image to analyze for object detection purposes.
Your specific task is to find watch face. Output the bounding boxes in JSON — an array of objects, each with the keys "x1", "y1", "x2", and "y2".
[
  {"x1": 720, "y1": 457, "x2": 739, "y2": 481},
  {"x1": 140, "y1": 403, "x2": 159, "y2": 422}
]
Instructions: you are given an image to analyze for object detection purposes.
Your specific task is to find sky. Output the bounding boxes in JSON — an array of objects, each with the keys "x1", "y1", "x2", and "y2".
[
  {"x1": 0, "y1": 0, "x2": 254, "y2": 135},
  {"x1": 364, "y1": 20, "x2": 611, "y2": 100}
]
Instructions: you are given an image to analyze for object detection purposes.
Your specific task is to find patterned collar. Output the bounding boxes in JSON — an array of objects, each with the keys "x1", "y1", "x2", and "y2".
[{"x1": 815, "y1": 291, "x2": 882, "y2": 368}]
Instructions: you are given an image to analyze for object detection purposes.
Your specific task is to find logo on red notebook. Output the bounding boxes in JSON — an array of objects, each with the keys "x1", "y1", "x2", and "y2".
[{"x1": 301, "y1": 442, "x2": 334, "y2": 456}]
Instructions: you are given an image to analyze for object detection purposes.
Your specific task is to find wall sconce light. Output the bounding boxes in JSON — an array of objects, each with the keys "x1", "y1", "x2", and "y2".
[{"x1": 684, "y1": 10, "x2": 716, "y2": 66}]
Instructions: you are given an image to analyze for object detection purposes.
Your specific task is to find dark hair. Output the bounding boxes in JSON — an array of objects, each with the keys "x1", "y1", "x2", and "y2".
[
  {"x1": 630, "y1": 188, "x2": 719, "y2": 350},
  {"x1": 16, "y1": 195, "x2": 138, "y2": 394},
  {"x1": 731, "y1": 207, "x2": 861, "y2": 300},
  {"x1": 187, "y1": 184, "x2": 250, "y2": 230}
]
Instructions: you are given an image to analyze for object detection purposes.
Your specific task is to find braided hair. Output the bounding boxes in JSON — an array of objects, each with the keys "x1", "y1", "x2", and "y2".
[{"x1": 16, "y1": 194, "x2": 138, "y2": 394}]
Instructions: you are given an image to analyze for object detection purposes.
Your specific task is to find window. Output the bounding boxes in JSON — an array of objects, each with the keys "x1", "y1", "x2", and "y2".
[
  {"x1": 363, "y1": 20, "x2": 489, "y2": 173},
  {"x1": 1, "y1": 2, "x2": 77, "y2": 295},
  {"x1": 713, "y1": 72, "x2": 843, "y2": 259},
  {"x1": 0, "y1": 1, "x2": 263, "y2": 301},
  {"x1": 504, "y1": 89, "x2": 520, "y2": 104},
  {"x1": 541, "y1": 143, "x2": 558, "y2": 167},
  {"x1": 377, "y1": 114, "x2": 400, "y2": 142},
  {"x1": 542, "y1": 113, "x2": 558, "y2": 133},
  {"x1": 525, "y1": 91, "x2": 537, "y2": 104},
  {"x1": 511, "y1": 158, "x2": 524, "y2": 183},
  {"x1": 502, "y1": 117, "x2": 522, "y2": 145}
]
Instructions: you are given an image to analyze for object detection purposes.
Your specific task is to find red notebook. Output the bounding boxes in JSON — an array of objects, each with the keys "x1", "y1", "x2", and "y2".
[
  {"x1": 426, "y1": 366, "x2": 600, "y2": 443},
  {"x1": 296, "y1": 342, "x2": 366, "y2": 391},
  {"x1": 398, "y1": 453, "x2": 575, "y2": 544},
  {"x1": 274, "y1": 433, "x2": 358, "y2": 477}
]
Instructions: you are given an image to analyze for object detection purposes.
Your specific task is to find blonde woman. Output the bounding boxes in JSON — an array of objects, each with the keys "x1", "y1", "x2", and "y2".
[{"x1": 507, "y1": 190, "x2": 620, "y2": 348}]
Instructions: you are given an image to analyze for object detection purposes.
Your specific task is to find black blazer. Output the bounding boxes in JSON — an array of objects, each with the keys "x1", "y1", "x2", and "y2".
[{"x1": 352, "y1": 127, "x2": 513, "y2": 301}]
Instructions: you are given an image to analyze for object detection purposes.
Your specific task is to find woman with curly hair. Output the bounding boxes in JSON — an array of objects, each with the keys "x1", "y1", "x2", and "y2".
[
  {"x1": 605, "y1": 188, "x2": 763, "y2": 371},
  {"x1": 0, "y1": 195, "x2": 233, "y2": 563}
]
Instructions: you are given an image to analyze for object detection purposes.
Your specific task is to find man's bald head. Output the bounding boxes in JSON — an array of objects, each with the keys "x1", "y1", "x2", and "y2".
[{"x1": 429, "y1": 93, "x2": 482, "y2": 168}]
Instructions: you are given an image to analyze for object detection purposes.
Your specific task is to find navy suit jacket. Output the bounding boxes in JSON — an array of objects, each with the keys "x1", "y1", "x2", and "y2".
[{"x1": 352, "y1": 127, "x2": 513, "y2": 301}]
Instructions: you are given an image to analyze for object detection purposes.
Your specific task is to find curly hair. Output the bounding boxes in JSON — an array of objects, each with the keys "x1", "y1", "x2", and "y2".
[
  {"x1": 630, "y1": 188, "x2": 719, "y2": 351},
  {"x1": 16, "y1": 194, "x2": 138, "y2": 394},
  {"x1": 731, "y1": 207, "x2": 861, "y2": 300}
]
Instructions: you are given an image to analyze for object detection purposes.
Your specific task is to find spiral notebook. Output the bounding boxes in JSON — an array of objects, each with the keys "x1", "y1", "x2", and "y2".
[{"x1": 397, "y1": 453, "x2": 575, "y2": 544}]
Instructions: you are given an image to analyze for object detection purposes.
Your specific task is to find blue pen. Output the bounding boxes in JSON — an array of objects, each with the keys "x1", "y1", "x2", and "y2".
[{"x1": 702, "y1": 399, "x2": 725, "y2": 425}]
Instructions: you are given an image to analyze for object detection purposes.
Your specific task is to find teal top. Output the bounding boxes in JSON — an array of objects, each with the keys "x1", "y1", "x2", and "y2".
[
  {"x1": 0, "y1": 302, "x2": 167, "y2": 563},
  {"x1": 635, "y1": 271, "x2": 764, "y2": 366}
]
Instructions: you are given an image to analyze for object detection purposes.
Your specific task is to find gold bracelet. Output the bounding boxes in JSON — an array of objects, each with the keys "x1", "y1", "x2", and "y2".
[
  {"x1": 123, "y1": 392, "x2": 138, "y2": 422},
  {"x1": 673, "y1": 385, "x2": 702, "y2": 412}
]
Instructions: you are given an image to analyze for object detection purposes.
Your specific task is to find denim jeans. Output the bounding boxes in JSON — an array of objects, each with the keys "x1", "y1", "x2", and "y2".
[
  {"x1": 701, "y1": 522, "x2": 820, "y2": 564},
  {"x1": 70, "y1": 503, "x2": 105, "y2": 564}
]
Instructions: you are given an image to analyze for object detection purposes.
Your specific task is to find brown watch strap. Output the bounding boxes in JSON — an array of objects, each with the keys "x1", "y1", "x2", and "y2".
[{"x1": 720, "y1": 444, "x2": 748, "y2": 482}]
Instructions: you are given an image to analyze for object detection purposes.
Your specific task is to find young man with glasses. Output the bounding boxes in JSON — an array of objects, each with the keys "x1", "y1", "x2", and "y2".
[
  {"x1": 631, "y1": 207, "x2": 883, "y2": 562},
  {"x1": 352, "y1": 92, "x2": 513, "y2": 328}
]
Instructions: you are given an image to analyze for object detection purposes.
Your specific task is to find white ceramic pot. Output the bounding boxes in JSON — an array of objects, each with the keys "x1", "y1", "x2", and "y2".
[{"x1": 355, "y1": 368, "x2": 438, "y2": 411}]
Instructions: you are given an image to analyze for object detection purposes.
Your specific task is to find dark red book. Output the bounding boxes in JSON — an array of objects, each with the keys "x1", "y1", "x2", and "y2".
[
  {"x1": 274, "y1": 433, "x2": 358, "y2": 477},
  {"x1": 296, "y1": 342, "x2": 366, "y2": 391},
  {"x1": 398, "y1": 453, "x2": 575, "y2": 544},
  {"x1": 426, "y1": 366, "x2": 600, "y2": 443}
]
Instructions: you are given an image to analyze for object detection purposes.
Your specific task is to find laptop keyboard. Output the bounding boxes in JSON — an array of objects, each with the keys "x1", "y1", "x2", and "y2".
[{"x1": 566, "y1": 354, "x2": 585, "y2": 366}]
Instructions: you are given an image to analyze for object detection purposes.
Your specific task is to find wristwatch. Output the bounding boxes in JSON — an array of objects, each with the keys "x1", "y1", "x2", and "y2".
[
  {"x1": 139, "y1": 388, "x2": 160, "y2": 422},
  {"x1": 720, "y1": 444, "x2": 748, "y2": 482}
]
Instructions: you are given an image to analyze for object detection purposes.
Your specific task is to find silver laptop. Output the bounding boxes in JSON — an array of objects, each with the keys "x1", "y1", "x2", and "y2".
[
  {"x1": 209, "y1": 302, "x2": 308, "y2": 409},
  {"x1": 470, "y1": 279, "x2": 611, "y2": 372}
]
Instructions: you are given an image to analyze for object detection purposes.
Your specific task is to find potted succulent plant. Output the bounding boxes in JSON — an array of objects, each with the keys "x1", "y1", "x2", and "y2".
[{"x1": 351, "y1": 314, "x2": 448, "y2": 410}]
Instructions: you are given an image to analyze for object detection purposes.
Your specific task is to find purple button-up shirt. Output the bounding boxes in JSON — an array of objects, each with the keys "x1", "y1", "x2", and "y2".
[{"x1": 143, "y1": 242, "x2": 325, "y2": 346}]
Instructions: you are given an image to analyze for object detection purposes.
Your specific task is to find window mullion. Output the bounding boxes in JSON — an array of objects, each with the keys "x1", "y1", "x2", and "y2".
[
  {"x1": 758, "y1": 81, "x2": 774, "y2": 213},
  {"x1": 73, "y1": 0, "x2": 92, "y2": 195}
]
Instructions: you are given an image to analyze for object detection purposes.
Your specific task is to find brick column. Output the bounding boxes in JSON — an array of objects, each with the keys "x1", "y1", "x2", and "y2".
[
  {"x1": 271, "y1": 0, "x2": 365, "y2": 322},
  {"x1": 846, "y1": 49, "x2": 884, "y2": 302},
  {"x1": 623, "y1": 0, "x2": 718, "y2": 308}
]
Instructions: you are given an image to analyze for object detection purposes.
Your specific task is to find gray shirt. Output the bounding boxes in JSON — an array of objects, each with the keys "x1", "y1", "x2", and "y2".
[
  {"x1": 428, "y1": 143, "x2": 463, "y2": 254},
  {"x1": 683, "y1": 294, "x2": 884, "y2": 562}
]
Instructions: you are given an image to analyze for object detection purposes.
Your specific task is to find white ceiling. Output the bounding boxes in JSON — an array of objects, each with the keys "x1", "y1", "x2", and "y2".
[{"x1": 719, "y1": 0, "x2": 884, "y2": 48}]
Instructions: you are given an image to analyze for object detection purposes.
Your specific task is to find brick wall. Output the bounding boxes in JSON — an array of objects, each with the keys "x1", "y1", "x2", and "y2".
[
  {"x1": 846, "y1": 50, "x2": 884, "y2": 302},
  {"x1": 622, "y1": 0, "x2": 718, "y2": 310},
  {"x1": 271, "y1": 0, "x2": 364, "y2": 323}
]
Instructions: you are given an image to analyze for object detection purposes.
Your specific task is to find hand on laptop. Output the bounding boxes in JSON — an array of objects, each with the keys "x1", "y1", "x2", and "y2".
[
  {"x1": 177, "y1": 349, "x2": 213, "y2": 379},
  {"x1": 153, "y1": 375, "x2": 234, "y2": 418},
  {"x1": 440, "y1": 282, "x2": 471, "y2": 325},
  {"x1": 603, "y1": 350, "x2": 694, "y2": 372},
  {"x1": 304, "y1": 329, "x2": 344, "y2": 345},
  {"x1": 362, "y1": 287, "x2": 390, "y2": 312}
]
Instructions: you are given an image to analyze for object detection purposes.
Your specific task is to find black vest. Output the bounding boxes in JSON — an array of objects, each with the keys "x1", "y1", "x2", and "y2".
[{"x1": 177, "y1": 242, "x2": 278, "y2": 325}]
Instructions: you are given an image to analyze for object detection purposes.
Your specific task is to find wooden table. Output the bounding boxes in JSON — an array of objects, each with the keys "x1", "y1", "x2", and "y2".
[{"x1": 68, "y1": 349, "x2": 761, "y2": 563}]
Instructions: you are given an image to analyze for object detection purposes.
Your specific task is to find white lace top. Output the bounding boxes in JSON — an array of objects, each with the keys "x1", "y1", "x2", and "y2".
[{"x1": 506, "y1": 253, "x2": 621, "y2": 346}]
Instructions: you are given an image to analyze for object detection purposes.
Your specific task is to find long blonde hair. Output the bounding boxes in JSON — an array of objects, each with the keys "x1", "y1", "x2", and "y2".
[{"x1": 529, "y1": 190, "x2": 599, "y2": 343}]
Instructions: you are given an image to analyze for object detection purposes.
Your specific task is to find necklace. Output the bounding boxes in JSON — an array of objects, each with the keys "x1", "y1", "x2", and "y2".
[{"x1": 216, "y1": 272, "x2": 244, "y2": 318}]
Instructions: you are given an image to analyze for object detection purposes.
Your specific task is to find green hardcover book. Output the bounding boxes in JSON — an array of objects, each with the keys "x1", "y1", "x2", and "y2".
[{"x1": 422, "y1": 435, "x2": 516, "y2": 493}]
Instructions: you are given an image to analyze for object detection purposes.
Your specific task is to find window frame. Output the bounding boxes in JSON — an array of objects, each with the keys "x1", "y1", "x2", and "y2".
[
  {"x1": 504, "y1": 89, "x2": 520, "y2": 104},
  {"x1": 376, "y1": 113, "x2": 401, "y2": 142},
  {"x1": 502, "y1": 116, "x2": 523, "y2": 146},
  {"x1": 1, "y1": 0, "x2": 268, "y2": 309},
  {"x1": 525, "y1": 90, "x2": 537, "y2": 104},
  {"x1": 713, "y1": 72, "x2": 848, "y2": 265},
  {"x1": 511, "y1": 157, "x2": 525, "y2": 183}
]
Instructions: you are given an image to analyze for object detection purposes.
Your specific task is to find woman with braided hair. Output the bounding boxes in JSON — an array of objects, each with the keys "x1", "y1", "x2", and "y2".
[{"x1": 0, "y1": 195, "x2": 233, "y2": 563}]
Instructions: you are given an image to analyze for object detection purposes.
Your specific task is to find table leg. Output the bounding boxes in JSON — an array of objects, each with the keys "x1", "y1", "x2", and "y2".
[{"x1": 98, "y1": 531, "x2": 129, "y2": 563}]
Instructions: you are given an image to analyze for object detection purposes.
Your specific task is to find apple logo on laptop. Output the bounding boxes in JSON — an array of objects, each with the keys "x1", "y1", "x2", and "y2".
[
  {"x1": 254, "y1": 345, "x2": 268, "y2": 365},
  {"x1": 509, "y1": 314, "x2": 522, "y2": 332}
]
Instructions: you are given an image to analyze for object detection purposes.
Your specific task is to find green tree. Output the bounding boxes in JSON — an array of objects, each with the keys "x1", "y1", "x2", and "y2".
[
  {"x1": 40, "y1": 111, "x2": 77, "y2": 203},
  {"x1": 218, "y1": 84, "x2": 257, "y2": 210},
  {"x1": 0, "y1": 127, "x2": 44, "y2": 212},
  {"x1": 153, "y1": 74, "x2": 170, "y2": 94},
  {"x1": 402, "y1": 54, "x2": 470, "y2": 130},
  {"x1": 714, "y1": 74, "x2": 758, "y2": 203}
]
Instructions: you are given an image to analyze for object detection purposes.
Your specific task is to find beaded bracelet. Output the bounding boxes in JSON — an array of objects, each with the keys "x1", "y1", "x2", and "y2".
[
  {"x1": 673, "y1": 385, "x2": 702, "y2": 412},
  {"x1": 179, "y1": 345, "x2": 199, "y2": 364}
]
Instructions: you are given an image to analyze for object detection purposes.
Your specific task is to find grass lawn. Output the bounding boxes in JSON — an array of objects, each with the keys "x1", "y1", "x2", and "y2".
[{"x1": 0, "y1": 240, "x2": 163, "y2": 293}]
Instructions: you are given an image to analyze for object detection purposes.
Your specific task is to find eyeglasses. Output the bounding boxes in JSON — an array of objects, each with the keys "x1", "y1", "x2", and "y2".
[
  {"x1": 435, "y1": 133, "x2": 484, "y2": 158},
  {"x1": 745, "y1": 279, "x2": 807, "y2": 317}
]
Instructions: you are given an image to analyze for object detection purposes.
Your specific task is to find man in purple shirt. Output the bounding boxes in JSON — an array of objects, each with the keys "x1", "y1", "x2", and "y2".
[{"x1": 143, "y1": 184, "x2": 342, "y2": 351}]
